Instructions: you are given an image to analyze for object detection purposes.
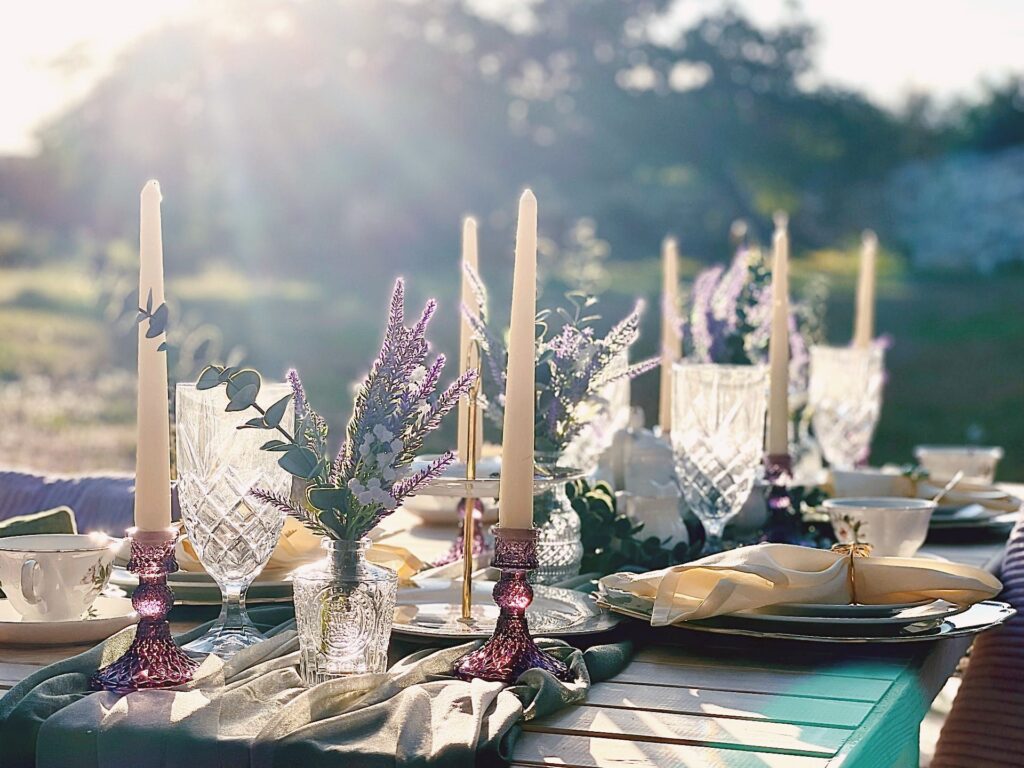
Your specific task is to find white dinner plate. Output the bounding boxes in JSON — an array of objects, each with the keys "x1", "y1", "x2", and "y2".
[
  {"x1": 595, "y1": 594, "x2": 1015, "y2": 644},
  {"x1": 759, "y1": 599, "x2": 933, "y2": 618},
  {"x1": 392, "y1": 578, "x2": 619, "y2": 639},
  {"x1": 0, "y1": 596, "x2": 138, "y2": 646},
  {"x1": 600, "y1": 587, "x2": 965, "y2": 628},
  {"x1": 110, "y1": 567, "x2": 295, "y2": 605}
]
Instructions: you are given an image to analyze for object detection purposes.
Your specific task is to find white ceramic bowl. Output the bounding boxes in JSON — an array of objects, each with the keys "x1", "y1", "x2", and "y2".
[
  {"x1": 831, "y1": 469, "x2": 915, "y2": 499},
  {"x1": 914, "y1": 445, "x2": 1003, "y2": 485},
  {"x1": 823, "y1": 497, "x2": 935, "y2": 558}
]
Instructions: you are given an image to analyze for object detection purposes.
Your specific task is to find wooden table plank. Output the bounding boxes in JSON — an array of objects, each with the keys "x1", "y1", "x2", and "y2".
[
  {"x1": 634, "y1": 646, "x2": 910, "y2": 681},
  {"x1": 523, "y1": 704, "x2": 849, "y2": 757},
  {"x1": 511, "y1": 732, "x2": 830, "y2": 767},
  {"x1": 614, "y1": 661, "x2": 893, "y2": 703},
  {"x1": 585, "y1": 680, "x2": 871, "y2": 728},
  {"x1": 0, "y1": 661, "x2": 43, "y2": 688}
]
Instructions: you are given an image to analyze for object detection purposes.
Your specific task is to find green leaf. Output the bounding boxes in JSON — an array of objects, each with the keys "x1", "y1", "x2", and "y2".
[
  {"x1": 146, "y1": 303, "x2": 168, "y2": 338},
  {"x1": 278, "y1": 446, "x2": 319, "y2": 478},
  {"x1": 237, "y1": 416, "x2": 267, "y2": 429},
  {"x1": 195, "y1": 366, "x2": 223, "y2": 390},
  {"x1": 306, "y1": 485, "x2": 350, "y2": 512},
  {"x1": 146, "y1": 289, "x2": 154, "y2": 314},
  {"x1": 225, "y1": 369, "x2": 260, "y2": 399},
  {"x1": 156, "y1": 341, "x2": 168, "y2": 352},
  {"x1": 218, "y1": 366, "x2": 240, "y2": 383},
  {"x1": 263, "y1": 394, "x2": 291, "y2": 428},
  {"x1": 225, "y1": 383, "x2": 258, "y2": 412},
  {"x1": 260, "y1": 439, "x2": 291, "y2": 452}
]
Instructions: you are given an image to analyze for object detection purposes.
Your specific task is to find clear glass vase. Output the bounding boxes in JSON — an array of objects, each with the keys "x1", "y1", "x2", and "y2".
[
  {"x1": 532, "y1": 466, "x2": 585, "y2": 585},
  {"x1": 292, "y1": 538, "x2": 398, "y2": 686}
]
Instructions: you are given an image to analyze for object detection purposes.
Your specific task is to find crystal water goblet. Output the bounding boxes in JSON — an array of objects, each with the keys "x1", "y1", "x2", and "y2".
[
  {"x1": 671, "y1": 363, "x2": 768, "y2": 555},
  {"x1": 808, "y1": 344, "x2": 885, "y2": 470},
  {"x1": 175, "y1": 382, "x2": 292, "y2": 658}
]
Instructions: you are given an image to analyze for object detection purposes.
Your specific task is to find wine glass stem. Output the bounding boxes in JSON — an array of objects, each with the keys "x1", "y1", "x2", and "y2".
[
  {"x1": 703, "y1": 520, "x2": 726, "y2": 555},
  {"x1": 218, "y1": 583, "x2": 251, "y2": 635}
]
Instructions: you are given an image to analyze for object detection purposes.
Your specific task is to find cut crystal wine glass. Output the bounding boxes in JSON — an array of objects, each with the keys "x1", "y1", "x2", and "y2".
[
  {"x1": 808, "y1": 344, "x2": 885, "y2": 470},
  {"x1": 175, "y1": 382, "x2": 292, "y2": 658},
  {"x1": 671, "y1": 363, "x2": 768, "y2": 555}
]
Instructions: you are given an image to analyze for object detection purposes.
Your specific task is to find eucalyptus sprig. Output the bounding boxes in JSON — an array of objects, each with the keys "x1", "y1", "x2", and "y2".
[
  {"x1": 137, "y1": 289, "x2": 169, "y2": 353},
  {"x1": 199, "y1": 279, "x2": 477, "y2": 541},
  {"x1": 568, "y1": 479, "x2": 693, "y2": 573}
]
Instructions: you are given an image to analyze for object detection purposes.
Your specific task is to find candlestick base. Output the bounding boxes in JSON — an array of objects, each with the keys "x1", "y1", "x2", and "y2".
[
  {"x1": 452, "y1": 527, "x2": 570, "y2": 683},
  {"x1": 764, "y1": 453, "x2": 794, "y2": 517},
  {"x1": 90, "y1": 528, "x2": 198, "y2": 693},
  {"x1": 432, "y1": 499, "x2": 489, "y2": 568}
]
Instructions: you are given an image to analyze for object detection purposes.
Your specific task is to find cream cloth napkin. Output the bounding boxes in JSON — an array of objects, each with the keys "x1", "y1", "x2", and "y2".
[
  {"x1": 176, "y1": 517, "x2": 425, "y2": 581},
  {"x1": 600, "y1": 543, "x2": 1002, "y2": 627}
]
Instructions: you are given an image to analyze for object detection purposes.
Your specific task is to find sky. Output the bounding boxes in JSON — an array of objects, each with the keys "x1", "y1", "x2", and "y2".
[{"x1": 1, "y1": 0, "x2": 1023, "y2": 155}]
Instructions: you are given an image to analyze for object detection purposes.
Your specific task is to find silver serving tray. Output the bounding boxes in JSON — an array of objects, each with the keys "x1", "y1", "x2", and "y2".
[
  {"x1": 411, "y1": 456, "x2": 582, "y2": 498},
  {"x1": 392, "y1": 578, "x2": 619, "y2": 639}
]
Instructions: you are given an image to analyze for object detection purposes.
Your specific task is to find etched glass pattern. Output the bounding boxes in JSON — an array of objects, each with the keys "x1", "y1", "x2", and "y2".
[
  {"x1": 175, "y1": 383, "x2": 293, "y2": 658},
  {"x1": 532, "y1": 470, "x2": 585, "y2": 585},
  {"x1": 808, "y1": 345, "x2": 885, "y2": 470},
  {"x1": 452, "y1": 526, "x2": 570, "y2": 683},
  {"x1": 293, "y1": 538, "x2": 398, "y2": 685},
  {"x1": 672, "y1": 363, "x2": 768, "y2": 554}
]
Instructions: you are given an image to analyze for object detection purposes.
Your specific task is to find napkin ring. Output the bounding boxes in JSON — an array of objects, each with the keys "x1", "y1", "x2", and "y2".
[{"x1": 832, "y1": 542, "x2": 873, "y2": 605}]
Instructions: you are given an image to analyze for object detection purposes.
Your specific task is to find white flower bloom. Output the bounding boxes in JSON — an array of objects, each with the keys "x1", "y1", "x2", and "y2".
[
  {"x1": 389, "y1": 438, "x2": 404, "y2": 453},
  {"x1": 366, "y1": 478, "x2": 383, "y2": 492},
  {"x1": 408, "y1": 366, "x2": 427, "y2": 387},
  {"x1": 373, "y1": 424, "x2": 393, "y2": 441},
  {"x1": 381, "y1": 465, "x2": 397, "y2": 482},
  {"x1": 348, "y1": 478, "x2": 364, "y2": 494}
]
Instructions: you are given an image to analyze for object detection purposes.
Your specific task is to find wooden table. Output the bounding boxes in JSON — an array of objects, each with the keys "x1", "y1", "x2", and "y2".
[{"x1": 1, "y1": 491, "x2": 1017, "y2": 768}]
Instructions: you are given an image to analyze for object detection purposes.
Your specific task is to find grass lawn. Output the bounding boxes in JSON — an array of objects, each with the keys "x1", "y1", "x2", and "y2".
[{"x1": 0, "y1": 258, "x2": 1021, "y2": 480}]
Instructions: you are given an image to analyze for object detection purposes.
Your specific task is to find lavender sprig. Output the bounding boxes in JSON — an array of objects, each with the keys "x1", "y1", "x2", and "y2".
[
  {"x1": 198, "y1": 278, "x2": 477, "y2": 541},
  {"x1": 465, "y1": 281, "x2": 656, "y2": 455}
]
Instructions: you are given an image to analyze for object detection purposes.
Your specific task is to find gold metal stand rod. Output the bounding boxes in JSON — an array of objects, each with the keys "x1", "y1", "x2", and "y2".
[{"x1": 461, "y1": 379, "x2": 481, "y2": 621}]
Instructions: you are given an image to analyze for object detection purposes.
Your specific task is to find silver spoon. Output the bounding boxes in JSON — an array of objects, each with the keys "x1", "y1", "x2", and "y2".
[{"x1": 932, "y1": 470, "x2": 965, "y2": 504}]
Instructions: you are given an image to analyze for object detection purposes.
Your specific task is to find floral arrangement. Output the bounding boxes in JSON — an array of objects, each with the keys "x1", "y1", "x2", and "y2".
[
  {"x1": 463, "y1": 265, "x2": 657, "y2": 456},
  {"x1": 685, "y1": 244, "x2": 828, "y2": 393},
  {"x1": 198, "y1": 279, "x2": 477, "y2": 540}
]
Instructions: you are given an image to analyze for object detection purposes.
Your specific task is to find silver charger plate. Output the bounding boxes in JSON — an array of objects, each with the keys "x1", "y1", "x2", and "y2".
[
  {"x1": 392, "y1": 578, "x2": 620, "y2": 639},
  {"x1": 595, "y1": 595, "x2": 1015, "y2": 644}
]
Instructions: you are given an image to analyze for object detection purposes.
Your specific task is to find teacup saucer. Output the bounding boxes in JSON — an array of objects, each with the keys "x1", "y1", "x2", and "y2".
[{"x1": 0, "y1": 596, "x2": 138, "y2": 646}]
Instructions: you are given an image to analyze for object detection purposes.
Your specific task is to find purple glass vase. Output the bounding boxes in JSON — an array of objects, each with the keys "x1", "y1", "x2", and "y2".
[
  {"x1": 90, "y1": 527, "x2": 198, "y2": 693},
  {"x1": 452, "y1": 526, "x2": 570, "y2": 683}
]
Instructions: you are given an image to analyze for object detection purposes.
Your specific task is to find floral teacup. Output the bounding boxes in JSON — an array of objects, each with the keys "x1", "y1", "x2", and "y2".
[
  {"x1": 0, "y1": 533, "x2": 116, "y2": 621},
  {"x1": 823, "y1": 497, "x2": 935, "y2": 558}
]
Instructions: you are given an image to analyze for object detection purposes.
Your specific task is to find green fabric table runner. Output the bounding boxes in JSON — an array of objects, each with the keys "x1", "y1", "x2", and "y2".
[{"x1": 0, "y1": 604, "x2": 630, "y2": 768}]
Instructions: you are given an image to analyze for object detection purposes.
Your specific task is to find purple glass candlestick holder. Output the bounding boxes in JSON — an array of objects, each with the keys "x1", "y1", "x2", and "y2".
[
  {"x1": 764, "y1": 453, "x2": 794, "y2": 517},
  {"x1": 90, "y1": 527, "x2": 198, "y2": 693},
  {"x1": 452, "y1": 526, "x2": 570, "y2": 684},
  {"x1": 432, "y1": 498, "x2": 489, "y2": 567}
]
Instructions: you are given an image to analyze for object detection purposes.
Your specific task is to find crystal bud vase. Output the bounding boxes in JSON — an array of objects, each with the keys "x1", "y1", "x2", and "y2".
[
  {"x1": 533, "y1": 472, "x2": 584, "y2": 585},
  {"x1": 293, "y1": 538, "x2": 398, "y2": 686}
]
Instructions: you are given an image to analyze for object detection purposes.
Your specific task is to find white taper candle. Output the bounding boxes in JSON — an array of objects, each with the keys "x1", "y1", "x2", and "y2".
[{"x1": 498, "y1": 191, "x2": 538, "y2": 529}]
